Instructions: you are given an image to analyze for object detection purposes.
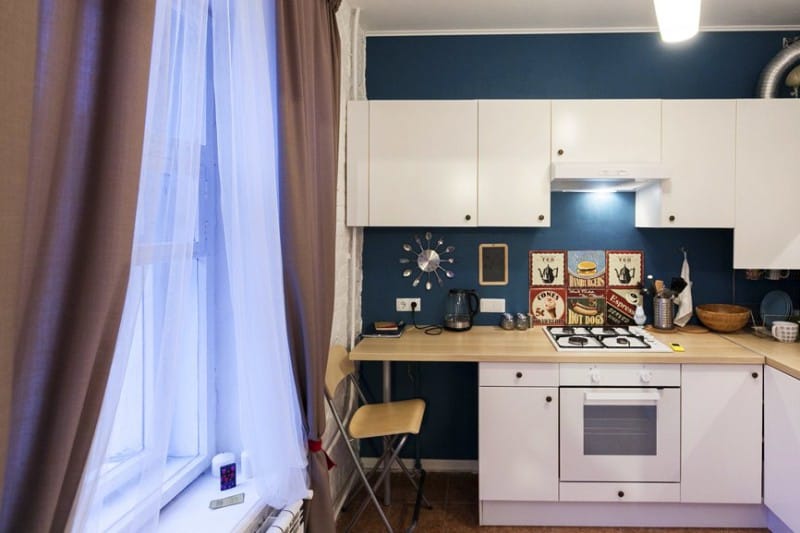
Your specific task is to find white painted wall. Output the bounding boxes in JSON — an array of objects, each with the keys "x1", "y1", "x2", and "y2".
[{"x1": 325, "y1": 0, "x2": 366, "y2": 512}]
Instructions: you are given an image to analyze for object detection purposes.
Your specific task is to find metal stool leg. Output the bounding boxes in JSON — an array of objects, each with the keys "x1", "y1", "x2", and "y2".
[
  {"x1": 406, "y1": 469, "x2": 426, "y2": 533},
  {"x1": 394, "y1": 457, "x2": 433, "y2": 509},
  {"x1": 327, "y1": 396, "x2": 393, "y2": 533},
  {"x1": 345, "y1": 435, "x2": 408, "y2": 533}
]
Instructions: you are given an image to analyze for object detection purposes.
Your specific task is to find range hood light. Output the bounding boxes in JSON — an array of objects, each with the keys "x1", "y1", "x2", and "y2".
[
  {"x1": 653, "y1": 0, "x2": 701, "y2": 43},
  {"x1": 551, "y1": 163, "x2": 669, "y2": 192}
]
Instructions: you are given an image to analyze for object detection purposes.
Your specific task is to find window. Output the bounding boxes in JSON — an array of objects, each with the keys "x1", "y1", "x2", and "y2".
[
  {"x1": 73, "y1": 3, "x2": 308, "y2": 530},
  {"x1": 95, "y1": 128, "x2": 218, "y2": 531}
]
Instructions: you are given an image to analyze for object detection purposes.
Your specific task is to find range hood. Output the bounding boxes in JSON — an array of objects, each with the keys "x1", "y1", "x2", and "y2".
[{"x1": 551, "y1": 162, "x2": 669, "y2": 192}]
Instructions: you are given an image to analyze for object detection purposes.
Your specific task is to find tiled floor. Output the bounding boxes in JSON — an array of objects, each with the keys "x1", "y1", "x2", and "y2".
[{"x1": 335, "y1": 472, "x2": 769, "y2": 533}]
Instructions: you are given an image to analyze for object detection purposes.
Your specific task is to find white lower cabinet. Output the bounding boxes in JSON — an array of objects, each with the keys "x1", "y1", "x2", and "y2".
[
  {"x1": 680, "y1": 364, "x2": 763, "y2": 503},
  {"x1": 764, "y1": 366, "x2": 800, "y2": 532},
  {"x1": 478, "y1": 363, "x2": 558, "y2": 501}
]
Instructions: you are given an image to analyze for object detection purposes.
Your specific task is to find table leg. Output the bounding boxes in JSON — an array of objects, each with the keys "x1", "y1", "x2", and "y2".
[{"x1": 382, "y1": 360, "x2": 391, "y2": 506}]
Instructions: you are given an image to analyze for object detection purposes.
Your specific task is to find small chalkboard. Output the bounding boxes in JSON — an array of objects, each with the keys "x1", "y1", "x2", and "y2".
[{"x1": 479, "y1": 244, "x2": 508, "y2": 286}]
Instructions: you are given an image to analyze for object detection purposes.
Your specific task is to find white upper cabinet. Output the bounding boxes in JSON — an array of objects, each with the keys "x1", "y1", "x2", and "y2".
[
  {"x1": 369, "y1": 100, "x2": 478, "y2": 227},
  {"x1": 551, "y1": 100, "x2": 661, "y2": 163},
  {"x1": 764, "y1": 366, "x2": 800, "y2": 532},
  {"x1": 734, "y1": 99, "x2": 800, "y2": 268},
  {"x1": 478, "y1": 100, "x2": 551, "y2": 227},
  {"x1": 636, "y1": 100, "x2": 736, "y2": 228},
  {"x1": 680, "y1": 364, "x2": 763, "y2": 504},
  {"x1": 346, "y1": 101, "x2": 369, "y2": 227}
]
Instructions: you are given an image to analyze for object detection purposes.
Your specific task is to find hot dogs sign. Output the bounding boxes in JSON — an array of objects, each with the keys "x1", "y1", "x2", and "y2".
[{"x1": 529, "y1": 250, "x2": 643, "y2": 326}]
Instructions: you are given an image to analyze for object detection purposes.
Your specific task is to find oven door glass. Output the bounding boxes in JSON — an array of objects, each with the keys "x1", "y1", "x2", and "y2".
[{"x1": 560, "y1": 387, "x2": 680, "y2": 482}]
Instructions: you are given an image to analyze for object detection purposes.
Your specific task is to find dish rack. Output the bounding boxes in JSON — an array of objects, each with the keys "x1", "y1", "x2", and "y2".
[{"x1": 752, "y1": 311, "x2": 800, "y2": 338}]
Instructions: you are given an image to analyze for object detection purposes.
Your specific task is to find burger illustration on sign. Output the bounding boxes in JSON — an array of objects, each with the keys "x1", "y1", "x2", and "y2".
[{"x1": 576, "y1": 260, "x2": 597, "y2": 277}]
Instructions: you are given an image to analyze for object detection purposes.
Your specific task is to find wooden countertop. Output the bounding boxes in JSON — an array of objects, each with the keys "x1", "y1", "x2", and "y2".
[
  {"x1": 350, "y1": 325, "x2": 764, "y2": 365},
  {"x1": 721, "y1": 330, "x2": 800, "y2": 380}
]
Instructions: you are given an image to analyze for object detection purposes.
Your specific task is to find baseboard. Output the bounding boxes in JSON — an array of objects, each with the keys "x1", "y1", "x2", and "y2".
[{"x1": 360, "y1": 457, "x2": 478, "y2": 473}]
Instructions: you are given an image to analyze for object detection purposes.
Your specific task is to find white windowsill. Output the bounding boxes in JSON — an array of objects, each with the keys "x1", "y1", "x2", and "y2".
[{"x1": 158, "y1": 472, "x2": 264, "y2": 532}]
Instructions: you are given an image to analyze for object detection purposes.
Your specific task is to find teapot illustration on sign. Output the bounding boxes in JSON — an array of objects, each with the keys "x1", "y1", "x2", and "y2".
[
  {"x1": 615, "y1": 265, "x2": 636, "y2": 284},
  {"x1": 538, "y1": 265, "x2": 558, "y2": 284}
]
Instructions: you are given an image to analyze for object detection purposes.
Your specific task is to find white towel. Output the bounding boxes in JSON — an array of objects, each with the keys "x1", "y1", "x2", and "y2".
[{"x1": 674, "y1": 250, "x2": 693, "y2": 327}]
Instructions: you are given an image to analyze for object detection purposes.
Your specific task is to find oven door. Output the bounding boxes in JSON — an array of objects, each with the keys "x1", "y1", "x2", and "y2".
[{"x1": 560, "y1": 387, "x2": 680, "y2": 482}]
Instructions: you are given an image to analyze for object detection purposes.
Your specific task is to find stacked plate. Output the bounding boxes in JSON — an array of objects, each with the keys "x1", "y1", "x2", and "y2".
[{"x1": 760, "y1": 290, "x2": 794, "y2": 327}]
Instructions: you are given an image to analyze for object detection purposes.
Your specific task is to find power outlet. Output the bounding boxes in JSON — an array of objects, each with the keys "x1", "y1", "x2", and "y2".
[{"x1": 396, "y1": 298, "x2": 421, "y2": 312}]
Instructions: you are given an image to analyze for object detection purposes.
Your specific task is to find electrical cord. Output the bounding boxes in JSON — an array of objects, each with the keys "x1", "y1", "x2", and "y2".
[{"x1": 410, "y1": 302, "x2": 443, "y2": 335}]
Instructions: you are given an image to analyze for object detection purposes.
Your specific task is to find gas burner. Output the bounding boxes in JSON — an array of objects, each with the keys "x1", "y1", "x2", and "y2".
[{"x1": 544, "y1": 325, "x2": 672, "y2": 352}]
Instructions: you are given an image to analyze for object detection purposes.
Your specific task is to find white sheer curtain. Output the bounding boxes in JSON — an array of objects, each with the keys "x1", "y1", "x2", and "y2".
[
  {"x1": 71, "y1": 0, "x2": 308, "y2": 530},
  {"x1": 210, "y1": 0, "x2": 308, "y2": 507},
  {"x1": 69, "y1": 0, "x2": 209, "y2": 530}
]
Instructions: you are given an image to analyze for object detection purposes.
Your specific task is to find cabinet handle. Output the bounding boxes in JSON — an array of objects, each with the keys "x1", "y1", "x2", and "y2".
[
  {"x1": 538, "y1": 214, "x2": 545, "y2": 221},
  {"x1": 617, "y1": 491, "x2": 625, "y2": 498},
  {"x1": 545, "y1": 395, "x2": 553, "y2": 403},
  {"x1": 465, "y1": 214, "x2": 471, "y2": 221},
  {"x1": 515, "y1": 372, "x2": 523, "y2": 378},
  {"x1": 752, "y1": 372, "x2": 759, "y2": 379},
  {"x1": 557, "y1": 149, "x2": 564, "y2": 156},
  {"x1": 668, "y1": 215, "x2": 676, "y2": 222}
]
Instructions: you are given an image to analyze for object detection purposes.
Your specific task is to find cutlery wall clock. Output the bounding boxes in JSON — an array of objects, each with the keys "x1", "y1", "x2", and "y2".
[{"x1": 399, "y1": 232, "x2": 455, "y2": 290}]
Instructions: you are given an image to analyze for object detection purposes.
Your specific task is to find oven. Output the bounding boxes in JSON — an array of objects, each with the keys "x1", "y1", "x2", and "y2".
[{"x1": 559, "y1": 364, "x2": 681, "y2": 484}]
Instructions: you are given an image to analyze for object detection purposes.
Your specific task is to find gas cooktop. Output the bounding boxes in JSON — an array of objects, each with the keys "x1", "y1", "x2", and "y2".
[{"x1": 544, "y1": 326, "x2": 672, "y2": 353}]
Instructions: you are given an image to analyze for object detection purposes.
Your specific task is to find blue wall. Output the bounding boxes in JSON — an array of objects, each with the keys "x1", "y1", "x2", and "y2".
[{"x1": 360, "y1": 31, "x2": 800, "y2": 460}]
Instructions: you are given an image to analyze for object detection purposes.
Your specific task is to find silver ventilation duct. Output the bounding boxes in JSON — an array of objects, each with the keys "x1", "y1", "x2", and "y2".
[{"x1": 757, "y1": 40, "x2": 800, "y2": 98}]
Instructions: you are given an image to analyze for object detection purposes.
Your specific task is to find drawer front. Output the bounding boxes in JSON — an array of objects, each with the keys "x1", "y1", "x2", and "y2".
[
  {"x1": 479, "y1": 363, "x2": 559, "y2": 387},
  {"x1": 560, "y1": 482, "x2": 680, "y2": 503},
  {"x1": 560, "y1": 363, "x2": 680, "y2": 387}
]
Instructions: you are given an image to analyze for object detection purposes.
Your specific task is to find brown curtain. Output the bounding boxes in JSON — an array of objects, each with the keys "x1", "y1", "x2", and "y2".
[
  {"x1": 276, "y1": 0, "x2": 342, "y2": 531},
  {"x1": 0, "y1": 1, "x2": 156, "y2": 531}
]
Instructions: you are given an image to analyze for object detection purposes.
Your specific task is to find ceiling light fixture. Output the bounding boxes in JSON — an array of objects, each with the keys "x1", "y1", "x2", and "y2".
[{"x1": 653, "y1": 0, "x2": 701, "y2": 43}]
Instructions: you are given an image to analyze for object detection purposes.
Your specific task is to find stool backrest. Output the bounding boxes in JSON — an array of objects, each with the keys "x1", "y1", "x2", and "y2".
[{"x1": 325, "y1": 344, "x2": 355, "y2": 397}]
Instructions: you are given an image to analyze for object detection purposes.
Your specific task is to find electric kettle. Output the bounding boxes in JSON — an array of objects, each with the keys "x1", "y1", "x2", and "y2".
[{"x1": 444, "y1": 289, "x2": 480, "y2": 331}]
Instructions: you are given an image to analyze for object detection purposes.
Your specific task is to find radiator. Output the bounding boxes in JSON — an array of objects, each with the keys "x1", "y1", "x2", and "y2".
[{"x1": 247, "y1": 497, "x2": 306, "y2": 533}]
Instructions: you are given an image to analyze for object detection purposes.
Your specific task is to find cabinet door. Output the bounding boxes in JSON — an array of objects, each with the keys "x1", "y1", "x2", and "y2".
[
  {"x1": 636, "y1": 100, "x2": 735, "y2": 228},
  {"x1": 369, "y1": 100, "x2": 477, "y2": 226},
  {"x1": 734, "y1": 99, "x2": 800, "y2": 268},
  {"x1": 765, "y1": 366, "x2": 800, "y2": 532},
  {"x1": 680, "y1": 365, "x2": 762, "y2": 503},
  {"x1": 551, "y1": 100, "x2": 661, "y2": 163},
  {"x1": 479, "y1": 386, "x2": 558, "y2": 501},
  {"x1": 478, "y1": 100, "x2": 550, "y2": 226}
]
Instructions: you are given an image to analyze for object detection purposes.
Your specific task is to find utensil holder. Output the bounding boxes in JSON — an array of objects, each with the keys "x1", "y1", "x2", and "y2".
[{"x1": 653, "y1": 296, "x2": 674, "y2": 330}]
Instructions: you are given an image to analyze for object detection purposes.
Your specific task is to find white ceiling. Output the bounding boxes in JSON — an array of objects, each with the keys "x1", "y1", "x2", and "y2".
[{"x1": 349, "y1": 0, "x2": 800, "y2": 36}]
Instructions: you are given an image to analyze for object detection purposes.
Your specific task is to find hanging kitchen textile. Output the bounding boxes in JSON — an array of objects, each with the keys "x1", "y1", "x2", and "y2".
[{"x1": 674, "y1": 249, "x2": 693, "y2": 327}]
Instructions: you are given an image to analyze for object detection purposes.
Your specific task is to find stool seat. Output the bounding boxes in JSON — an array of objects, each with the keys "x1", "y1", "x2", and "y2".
[{"x1": 349, "y1": 399, "x2": 425, "y2": 439}]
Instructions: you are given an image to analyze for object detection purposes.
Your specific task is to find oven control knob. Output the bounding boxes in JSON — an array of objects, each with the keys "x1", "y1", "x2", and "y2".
[
  {"x1": 589, "y1": 369, "x2": 601, "y2": 384},
  {"x1": 639, "y1": 369, "x2": 653, "y2": 384}
]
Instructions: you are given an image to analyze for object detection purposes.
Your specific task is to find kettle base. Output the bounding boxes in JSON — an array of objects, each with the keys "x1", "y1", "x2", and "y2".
[{"x1": 444, "y1": 314, "x2": 473, "y2": 331}]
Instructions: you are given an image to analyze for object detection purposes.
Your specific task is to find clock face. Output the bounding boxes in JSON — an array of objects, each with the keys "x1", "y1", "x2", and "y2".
[{"x1": 400, "y1": 232, "x2": 455, "y2": 291}]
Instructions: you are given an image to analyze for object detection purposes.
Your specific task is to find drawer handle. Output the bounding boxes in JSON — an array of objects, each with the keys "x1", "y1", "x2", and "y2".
[
  {"x1": 617, "y1": 490, "x2": 625, "y2": 498},
  {"x1": 545, "y1": 396, "x2": 553, "y2": 403},
  {"x1": 515, "y1": 372, "x2": 523, "y2": 379},
  {"x1": 752, "y1": 372, "x2": 759, "y2": 379}
]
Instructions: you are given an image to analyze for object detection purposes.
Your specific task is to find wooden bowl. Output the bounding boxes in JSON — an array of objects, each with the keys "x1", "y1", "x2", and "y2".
[{"x1": 695, "y1": 304, "x2": 751, "y2": 333}]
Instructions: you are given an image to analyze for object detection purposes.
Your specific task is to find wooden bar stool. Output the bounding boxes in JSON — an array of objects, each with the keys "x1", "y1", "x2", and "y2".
[{"x1": 325, "y1": 345, "x2": 430, "y2": 532}]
